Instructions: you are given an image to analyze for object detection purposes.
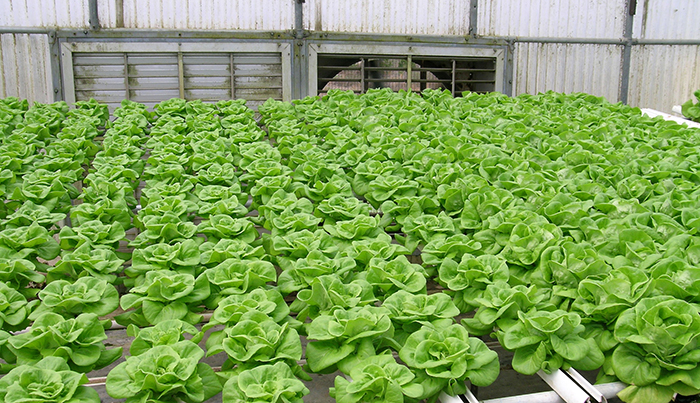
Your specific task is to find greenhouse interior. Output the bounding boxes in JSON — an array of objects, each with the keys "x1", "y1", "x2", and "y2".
[{"x1": 1, "y1": 1, "x2": 700, "y2": 402}]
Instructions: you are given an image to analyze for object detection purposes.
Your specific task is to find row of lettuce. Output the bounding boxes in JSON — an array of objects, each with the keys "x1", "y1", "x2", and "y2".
[{"x1": 2, "y1": 89, "x2": 700, "y2": 403}]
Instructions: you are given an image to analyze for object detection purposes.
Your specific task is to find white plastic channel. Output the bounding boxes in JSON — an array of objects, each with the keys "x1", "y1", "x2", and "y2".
[
  {"x1": 439, "y1": 388, "x2": 479, "y2": 403},
  {"x1": 565, "y1": 368, "x2": 606, "y2": 402},
  {"x1": 537, "y1": 369, "x2": 591, "y2": 403},
  {"x1": 641, "y1": 108, "x2": 700, "y2": 129}
]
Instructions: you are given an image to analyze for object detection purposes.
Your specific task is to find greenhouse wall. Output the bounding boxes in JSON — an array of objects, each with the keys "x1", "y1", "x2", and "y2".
[
  {"x1": 302, "y1": 0, "x2": 472, "y2": 36},
  {"x1": 513, "y1": 43, "x2": 622, "y2": 103},
  {"x1": 628, "y1": 45, "x2": 700, "y2": 112},
  {"x1": 0, "y1": 0, "x2": 698, "y2": 113},
  {"x1": 477, "y1": 0, "x2": 625, "y2": 38},
  {"x1": 0, "y1": 33, "x2": 53, "y2": 103}
]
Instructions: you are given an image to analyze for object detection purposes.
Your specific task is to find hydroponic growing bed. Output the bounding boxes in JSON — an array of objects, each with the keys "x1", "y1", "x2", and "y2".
[{"x1": 0, "y1": 89, "x2": 699, "y2": 403}]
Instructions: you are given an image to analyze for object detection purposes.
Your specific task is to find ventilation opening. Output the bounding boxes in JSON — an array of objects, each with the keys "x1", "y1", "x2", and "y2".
[
  {"x1": 72, "y1": 51, "x2": 283, "y2": 110},
  {"x1": 317, "y1": 54, "x2": 497, "y2": 96}
]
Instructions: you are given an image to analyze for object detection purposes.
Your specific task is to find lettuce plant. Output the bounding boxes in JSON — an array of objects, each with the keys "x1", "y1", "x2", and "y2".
[
  {"x1": 128, "y1": 239, "x2": 202, "y2": 280},
  {"x1": 222, "y1": 361, "x2": 309, "y2": 403},
  {"x1": 305, "y1": 306, "x2": 394, "y2": 373},
  {"x1": 292, "y1": 274, "x2": 377, "y2": 322},
  {"x1": 118, "y1": 270, "x2": 210, "y2": 326},
  {"x1": 129, "y1": 213, "x2": 198, "y2": 247},
  {"x1": 399, "y1": 321, "x2": 500, "y2": 398},
  {"x1": 205, "y1": 289, "x2": 290, "y2": 336},
  {"x1": 0, "y1": 222, "x2": 60, "y2": 265},
  {"x1": 0, "y1": 255, "x2": 45, "y2": 298},
  {"x1": 330, "y1": 353, "x2": 423, "y2": 403},
  {"x1": 207, "y1": 311, "x2": 302, "y2": 374},
  {"x1": 681, "y1": 89, "x2": 700, "y2": 122},
  {"x1": 1, "y1": 200, "x2": 65, "y2": 230},
  {"x1": 438, "y1": 254, "x2": 510, "y2": 312},
  {"x1": 30, "y1": 276, "x2": 119, "y2": 320},
  {"x1": 127, "y1": 319, "x2": 200, "y2": 356},
  {"x1": 202, "y1": 258, "x2": 277, "y2": 306},
  {"x1": 199, "y1": 239, "x2": 265, "y2": 267},
  {"x1": 106, "y1": 340, "x2": 221, "y2": 403},
  {"x1": 609, "y1": 296, "x2": 700, "y2": 403},
  {"x1": 363, "y1": 256, "x2": 427, "y2": 298},
  {"x1": 266, "y1": 228, "x2": 338, "y2": 264},
  {"x1": 462, "y1": 282, "x2": 555, "y2": 336},
  {"x1": 0, "y1": 281, "x2": 37, "y2": 332},
  {"x1": 7, "y1": 312, "x2": 122, "y2": 372},
  {"x1": 315, "y1": 194, "x2": 371, "y2": 224},
  {"x1": 69, "y1": 199, "x2": 133, "y2": 230},
  {"x1": 571, "y1": 266, "x2": 653, "y2": 325},
  {"x1": 340, "y1": 238, "x2": 409, "y2": 268},
  {"x1": 48, "y1": 245, "x2": 125, "y2": 284},
  {"x1": 198, "y1": 215, "x2": 258, "y2": 244},
  {"x1": 58, "y1": 220, "x2": 125, "y2": 250},
  {"x1": 277, "y1": 250, "x2": 356, "y2": 295},
  {"x1": 422, "y1": 234, "x2": 482, "y2": 267},
  {"x1": 496, "y1": 308, "x2": 604, "y2": 375},
  {"x1": 383, "y1": 291, "x2": 459, "y2": 342},
  {"x1": 0, "y1": 356, "x2": 100, "y2": 403}
]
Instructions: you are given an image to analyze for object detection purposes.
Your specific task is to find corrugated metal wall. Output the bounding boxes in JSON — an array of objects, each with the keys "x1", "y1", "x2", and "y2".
[
  {"x1": 0, "y1": 0, "x2": 698, "y2": 112},
  {"x1": 0, "y1": 33, "x2": 53, "y2": 104},
  {"x1": 477, "y1": 0, "x2": 626, "y2": 38},
  {"x1": 118, "y1": 0, "x2": 293, "y2": 30},
  {"x1": 0, "y1": 0, "x2": 89, "y2": 28},
  {"x1": 633, "y1": 0, "x2": 700, "y2": 40},
  {"x1": 628, "y1": 45, "x2": 700, "y2": 111},
  {"x1": 514, "y1": 43, "x2": 623, "y2": 103},
  {"x1": 302, "y1": 0, "x2": 471, "y2": 36}
]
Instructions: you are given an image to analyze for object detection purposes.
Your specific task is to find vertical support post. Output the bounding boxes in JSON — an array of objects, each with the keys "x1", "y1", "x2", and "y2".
[
  {"x1": 360, "y1": 58, "x2": 366, "y2": 93},
  {"x1": 619, "y1": 0, "x2": 636, "y2": 104},
  {"x1": 469, "y1": 0, "x2": 478, "y2": 36},
  {"x1": 292, "y1": 0, "x2": 308, "y2": 99},
  {"x1": 177, "y1": 45, "x2": 185, "y2": 99},
  {"x1": 48, "y1": 31, "x2": 63, "y2": 101},
  {"x1": 503, "y1": 41, "x2": 515, "y2": 96},
  {"x1": 406, "y1": 55, "x2": 412, "y2": 91},
  {"x1": 230, "y1": 53, "x2": 236, "y2": 100},
  {"x1": 89, "y1": 0, "x2": 100, "y2": 31},
  {"x1": 451, "y1": 59, "x2": 456, "y2": 94},
  {"x1": 123, "y1": 54, "x2": 130, "y2": 100}
]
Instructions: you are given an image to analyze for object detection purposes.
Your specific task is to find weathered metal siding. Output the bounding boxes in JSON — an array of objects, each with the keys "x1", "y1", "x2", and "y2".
[
  {"x1": 0, "y1": 0, "x2": 89, "y2": 28},
  {"x1": 97, "y1": 0, "x2": 120, "y2": 29},
  {"x1": 302, "y1": 0, "x2": 471, "y2": 36},
  {"x1": 632, "y1": 0, "x2": 700, "y2": 40},
  {"x1": 478, "y1": 0, "x2": 626, "y2": 38},
  {"x1": 0, "y1": 34, "x2": 53, "y2": 103},
  {"x1": 628, "y1": 45, "x2": 700, "y2": 112},
  {"x1": 120, "y1": 0, "x2": 294, "y2": 30},
  {"x1": 514, "y1": 43, "x2": 623, "y2": 102}
]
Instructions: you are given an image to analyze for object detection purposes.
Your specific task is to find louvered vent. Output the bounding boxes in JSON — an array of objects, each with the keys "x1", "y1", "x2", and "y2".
[
  {"x1": 316, "y1": 54, "x2": 497, "y2": 96},
  {"x1": 71, "y1": 51, "x2": 284, "y2": 110}
]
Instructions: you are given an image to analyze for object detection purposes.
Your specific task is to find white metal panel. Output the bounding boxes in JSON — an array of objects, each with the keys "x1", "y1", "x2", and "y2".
[
  {"x1": 478, "y1": 0, "x2": 626, "y2": 39},
  {"x1": 303, "y1": 0, "x2": 470, "y2": 36},
  {"x1": 121, "y1": 0, "x2": 293, "y2": 30},
  {"x1": 0, "y1": 0, "x2": 89, "y2": 28},
  {"x1": 628, "y1": 45, "x2": 700, "y2": 113},
  {"x1": 0, "y1": 34, "x2": 53, "y2": 104},
  {"x1": 97, "y1": 0, "x2": 119, "y2": 28},
  {"x1": 514, "y1": 43, "x2": 622, "y2": 102},
  {"x1": 632, "y1": 0, "x2": 700, "y2": 40}
]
